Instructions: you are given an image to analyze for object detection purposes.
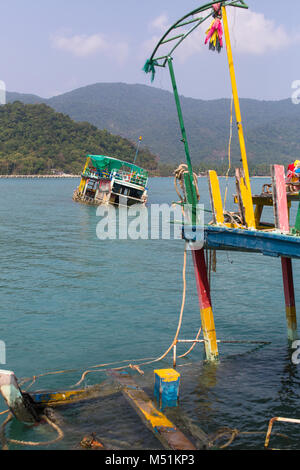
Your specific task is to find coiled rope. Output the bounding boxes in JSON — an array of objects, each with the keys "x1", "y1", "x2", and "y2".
[
  {"x1": 174, "y1": 164, "x2": 200, "y2": 204},
  {"x1": 0, "y1": 413, "x2": 64, "y2": 450}
]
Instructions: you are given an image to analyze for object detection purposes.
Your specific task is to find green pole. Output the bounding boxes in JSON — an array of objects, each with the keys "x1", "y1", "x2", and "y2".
[{"x1": 167, "y1": 56, "x2": 198, "y2": 221}]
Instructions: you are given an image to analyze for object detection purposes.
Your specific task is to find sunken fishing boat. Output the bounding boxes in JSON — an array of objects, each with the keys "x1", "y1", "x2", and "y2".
[{"x1": 73, "y1": 154, "x2": 149, "y2": 207}]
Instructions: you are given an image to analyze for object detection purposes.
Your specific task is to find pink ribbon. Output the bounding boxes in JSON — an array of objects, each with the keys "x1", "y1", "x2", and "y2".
[
  {"x1": 213, "y1": 3, "x2": 221, "y2": 13},
  {"x1": 205, "y1": 19, "x2": 223, "y2": 47}
]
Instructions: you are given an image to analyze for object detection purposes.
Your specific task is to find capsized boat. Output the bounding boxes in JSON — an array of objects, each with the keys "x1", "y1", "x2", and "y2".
[{"x1": 73, "y1": 155, "x2": 149, "y2": 207}]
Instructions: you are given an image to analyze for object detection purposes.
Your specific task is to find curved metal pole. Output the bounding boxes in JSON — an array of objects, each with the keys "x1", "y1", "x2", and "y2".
[{"x1": 149, "y1": 0, "x2": 248, "y2": 64}]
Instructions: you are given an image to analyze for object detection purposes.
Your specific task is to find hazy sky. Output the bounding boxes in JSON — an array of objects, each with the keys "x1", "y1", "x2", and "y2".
[{"x1": 1, "y1": 0, "x2": 299, "y2": 100}]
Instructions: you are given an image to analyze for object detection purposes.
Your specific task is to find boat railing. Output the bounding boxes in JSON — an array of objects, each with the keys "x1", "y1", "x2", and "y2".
[
  {"x1": 82, "y1": 169, "x2": 111, "y2": 180},
  {"x1": 112, "y1": 170, "x2": 148, "y2": 187},
  {"x1": 82, "y1": 168, "x2": 148, "y2": 187}
]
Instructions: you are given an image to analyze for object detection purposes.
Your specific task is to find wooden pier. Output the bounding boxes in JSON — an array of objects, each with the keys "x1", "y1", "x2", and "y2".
[{"x1": 144, "y1": 0, "x2": 300, "y2": 362}]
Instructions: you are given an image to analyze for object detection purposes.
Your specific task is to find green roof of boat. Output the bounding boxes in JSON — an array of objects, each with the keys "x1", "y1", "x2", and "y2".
[{"x1": 87, "y1": 155, "x2": 148, "y2": 176}]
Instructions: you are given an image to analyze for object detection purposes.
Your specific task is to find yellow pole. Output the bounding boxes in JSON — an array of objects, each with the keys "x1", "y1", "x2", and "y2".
[
  {"x1": 222, "y1": 6, "x2": 256, "y2": 229},
  {"x1": 78, "y1": 157, "x2": 90, "y2": 193}
]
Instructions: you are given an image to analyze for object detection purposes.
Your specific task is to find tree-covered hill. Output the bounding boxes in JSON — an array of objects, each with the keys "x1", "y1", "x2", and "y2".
[
  {"x1": 46, "y1": 83, "x2": 299, "y2": 169},
  {"x1": 6, "y1": 82, "x2": 300, "y2": 175},
  {"x1": 0, "y1": 101, "x2": 158, "y2": 175}
]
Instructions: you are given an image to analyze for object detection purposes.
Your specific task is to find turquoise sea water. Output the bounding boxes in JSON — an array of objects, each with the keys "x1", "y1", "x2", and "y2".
[{"x1": 0, "y1": 177, "x2": 299, "y2": 450}]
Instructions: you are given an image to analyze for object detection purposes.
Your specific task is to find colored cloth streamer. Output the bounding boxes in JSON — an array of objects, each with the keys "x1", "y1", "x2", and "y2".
[
  {"x1": 286, "y1": 160, "x2": 300, "y2": 183},
  {"x1": 143, "y1": 59, "x2": 159, "y2": 83},
  {"x1": 205, "y1": 18, "x2": 223, "y2": 53}
]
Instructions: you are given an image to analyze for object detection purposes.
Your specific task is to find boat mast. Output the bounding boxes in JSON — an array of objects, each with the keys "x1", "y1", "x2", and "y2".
[{"x1": 133, "y1": 136, "x2": 143, "y2": 165}]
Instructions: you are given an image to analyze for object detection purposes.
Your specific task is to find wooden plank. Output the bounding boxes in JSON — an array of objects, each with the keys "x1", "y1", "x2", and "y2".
[
  {"x1": 108, "y1": 371, "x2": 197, "y2": 451},
  {"x1": 235, "y1": 168, "x2": 256, "y2": 228},
  {"x1": 254, "y1": 204, "x2": 264, "y2": 227},
  {"x1": 295, "y1": 195, "x2": 300, "y2": 232},
  {"x1": 208, "y1": 170, "x2": 224, "y2": 224},
  {"x1": 31, "y1": 382, "x2": 120, "y2": 407},
  {"x1": 235, "y1": 169, "x2": 245, "y2": 226},
  {"x1": 252, "y1": 194, "x2": 299, "y2": 205},
  {"x1": 203, "y1": 225, "x2": 300, "y2": 259},
  {"x1": 31, "y1": 389, "x2": 96, "y2": 406},
  {"x1": 271, "y1": 166, "x2": 297, "y2": 340},
  {"x1": 271, "y1": 165, "x2": 290, "y2": 233}
]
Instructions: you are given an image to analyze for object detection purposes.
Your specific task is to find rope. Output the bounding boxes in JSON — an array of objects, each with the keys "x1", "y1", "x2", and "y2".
[
  {"x1": 174, "y1": 164, "x2": 200, "y2": 205},
  {"x1": 178, "y1": 327, "x2": 202, "y2": 359},
  {"x1": 1, "y1": 413, "x2": 64, "y2": 450},
  {"x1": 208, "y1": 427, "x2": 289, "y2": 450},
  {"x1": 73, "y1": 245, "x2": 189, "y2": 386}
]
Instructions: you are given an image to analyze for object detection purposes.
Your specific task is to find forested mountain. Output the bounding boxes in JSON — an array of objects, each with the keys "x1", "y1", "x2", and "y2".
[
  {"x1": 7, "y1": 82, "x2": 300, "y2": 175},
  {"x1": 0, "y1": 102, "x2": 158, "y2": 175}
]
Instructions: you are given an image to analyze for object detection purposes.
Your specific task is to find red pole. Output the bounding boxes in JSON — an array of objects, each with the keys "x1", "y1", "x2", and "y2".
[
  {"x1": 192, "y1": 249, "x2": 219, "y2": 361},
  {"x1": 281, "y1": 257, "x2": 297, "y2": 341},
  {"x1": 272, "y1": 165, "x2": 298, "y2": 341}
]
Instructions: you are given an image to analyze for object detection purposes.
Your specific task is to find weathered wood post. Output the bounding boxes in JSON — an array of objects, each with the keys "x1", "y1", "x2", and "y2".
[
  {"x1": 295, "y1": 193, "x2": 300, "y2": 233},
  {"x1": 272, "y1": 165, "x2": 298, "y2": 341},
  {"x1": 281, "y1": 258, "x2": 297, "y2": 341},
  {"x1": 192, "y1": 249, "x2": 219, "y2": 362}
]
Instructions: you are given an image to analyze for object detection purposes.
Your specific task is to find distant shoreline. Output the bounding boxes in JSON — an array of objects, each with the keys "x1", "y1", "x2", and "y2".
[{"x1": 0, "y1": 174, "x2": 81, "y2": 179}]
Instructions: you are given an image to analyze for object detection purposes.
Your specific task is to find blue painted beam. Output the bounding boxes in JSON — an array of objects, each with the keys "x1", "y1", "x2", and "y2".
[
  {"x1": 205, "y1": 226, "x2": 300, "y2": 259},
  {"x1": 183, "y1": 225, "x2": 300, "y2": 259}
]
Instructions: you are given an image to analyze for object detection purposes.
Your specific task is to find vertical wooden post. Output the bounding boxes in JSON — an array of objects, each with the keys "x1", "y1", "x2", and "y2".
[
  {"x1": 192, "y1": 249, "x2": 219, "y2": 362},
  {"x1": 272, "y1": 164, "x2": 297, "y2": 341},
  {"x1": 295, "y1": 194, "x2": 300, "y2": 232},
  {"x1": 281, "y1": 257, "x2": 297, "y2": 341},
  {"x1": 271, "y1": 165, "x2": 290, "y2": 234},
  {"x1": 208, "y1": 170, "x2": 225, "y2": 225},
  {"x1": 254, "y1": 204, "x2": 264, "y2": 228}
]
